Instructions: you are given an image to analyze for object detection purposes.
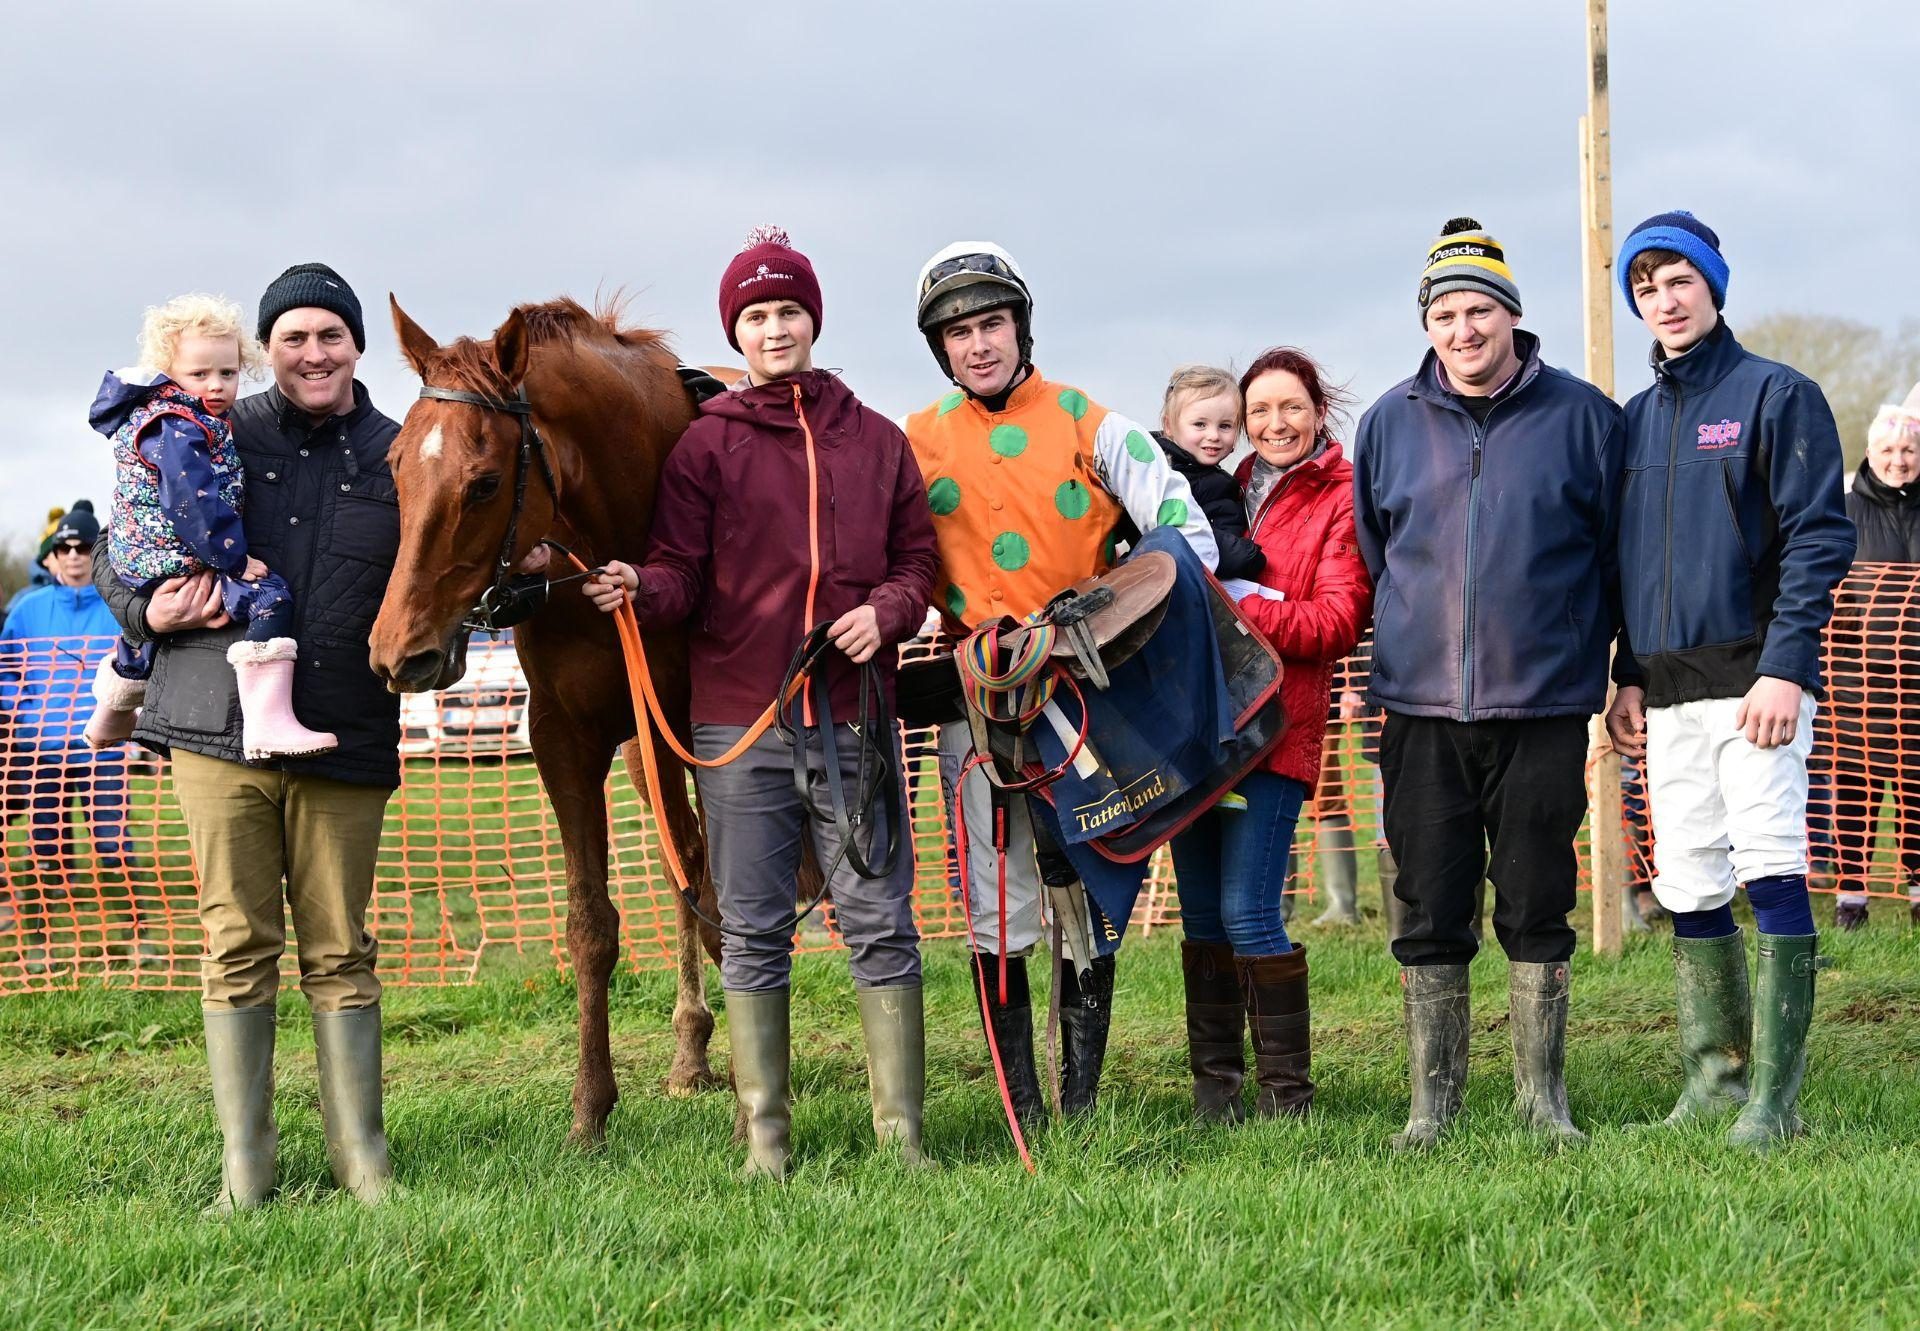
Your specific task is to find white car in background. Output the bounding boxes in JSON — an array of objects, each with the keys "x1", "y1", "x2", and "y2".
[{"x1": 398, "y1": 638, "x2": 532, "y2": 758}]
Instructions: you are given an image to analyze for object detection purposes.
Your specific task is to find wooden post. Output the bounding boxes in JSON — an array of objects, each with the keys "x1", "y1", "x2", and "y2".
[{"x1": 1581, "y1": 0, "x2": 1629, "y2": 958}]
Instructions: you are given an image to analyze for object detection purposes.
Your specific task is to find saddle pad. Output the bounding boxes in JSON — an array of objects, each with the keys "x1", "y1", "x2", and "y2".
[{"x1": 1028, "y1": 526, "x2": 1283, "y2": 859}]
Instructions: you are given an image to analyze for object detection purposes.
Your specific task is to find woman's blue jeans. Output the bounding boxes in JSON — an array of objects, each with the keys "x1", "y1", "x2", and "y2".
[{"x1": 1170, "y1": 772, "x2": 1307, "y2": 955}]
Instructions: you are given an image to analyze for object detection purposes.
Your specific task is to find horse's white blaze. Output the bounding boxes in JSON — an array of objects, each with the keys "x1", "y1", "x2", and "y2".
[{"x1": 419, "y1": 424, "x2": 444, "y2": 460}]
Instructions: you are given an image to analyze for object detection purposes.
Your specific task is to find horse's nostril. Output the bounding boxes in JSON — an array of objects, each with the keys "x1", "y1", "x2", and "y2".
[{"x1": 400, "y1": 651, "x2": 445, "y2": 686}]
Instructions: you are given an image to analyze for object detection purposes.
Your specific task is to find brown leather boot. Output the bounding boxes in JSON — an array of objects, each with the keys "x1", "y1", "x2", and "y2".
[
  {"x1": 1237, "y1": 945, "x2": 1313, "y2": 1117},
  {"x1": 1180, "y1": 940, "x2": 1245, "y2": 1124}
]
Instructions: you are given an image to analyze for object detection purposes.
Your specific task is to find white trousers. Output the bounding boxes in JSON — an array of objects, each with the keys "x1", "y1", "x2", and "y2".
[
  {"x1": 937, "y1": 720, "x2": 1044, "y2": 956},
  {"x1": 1646, "y1": 694, "x2": 1816, "y2": 915}
]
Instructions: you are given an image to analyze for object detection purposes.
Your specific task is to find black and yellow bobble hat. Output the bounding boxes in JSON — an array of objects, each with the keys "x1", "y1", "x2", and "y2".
[{"x1": 1417, "y1": 217, "x2": 1522, "y2": 326}]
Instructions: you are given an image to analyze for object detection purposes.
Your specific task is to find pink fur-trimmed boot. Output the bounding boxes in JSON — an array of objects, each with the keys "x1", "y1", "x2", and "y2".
[
  {"x1": 227, "y1": 639, "x2": 338, "y2": 760},
  {"x1": 84, "y1": 653, "x2": 146, "y2": 749}
]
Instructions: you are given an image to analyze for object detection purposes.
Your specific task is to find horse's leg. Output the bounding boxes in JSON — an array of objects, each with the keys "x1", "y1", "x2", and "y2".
[
  {"x1": 532, "y1": 722, "x2": 621, "y2": 1148},
  {"x1": 622, "y1": 739, "x2": 721, "y2": 1095}
]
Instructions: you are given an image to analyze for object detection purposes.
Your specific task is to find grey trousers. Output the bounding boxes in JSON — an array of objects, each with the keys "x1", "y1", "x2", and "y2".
[{"x1": 693, "y1": 723, "x2": 921, "y2": 992}]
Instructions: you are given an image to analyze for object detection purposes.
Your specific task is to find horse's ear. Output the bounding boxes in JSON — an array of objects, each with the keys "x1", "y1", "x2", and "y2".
[
  {"x1": 390, "y1": 295, "x2": 438, "y2": 379},
  {"x1": 493, "y1": 307, "x2": 530, "y2": 387}
]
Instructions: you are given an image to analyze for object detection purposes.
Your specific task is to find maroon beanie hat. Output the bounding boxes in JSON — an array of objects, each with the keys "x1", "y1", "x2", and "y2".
[{"x1": 718, "y1": 225, "x2": 823, "y2": 352}]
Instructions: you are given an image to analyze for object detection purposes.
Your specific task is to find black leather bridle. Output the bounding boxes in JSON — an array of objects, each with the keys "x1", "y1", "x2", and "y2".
[{"x1": 417, "y1": 383, "x2": 564, "y2": 633}]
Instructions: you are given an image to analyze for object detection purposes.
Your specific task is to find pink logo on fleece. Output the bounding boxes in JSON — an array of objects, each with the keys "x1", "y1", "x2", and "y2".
[{"x1": 1697, "y1": 419, "x2": 1743, "y2": 450}]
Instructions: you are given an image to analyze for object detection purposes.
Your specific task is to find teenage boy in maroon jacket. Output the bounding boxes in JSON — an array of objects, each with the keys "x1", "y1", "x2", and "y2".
[{"x1": 589, "y1": 227, "x2": 939, "y2": 1179}]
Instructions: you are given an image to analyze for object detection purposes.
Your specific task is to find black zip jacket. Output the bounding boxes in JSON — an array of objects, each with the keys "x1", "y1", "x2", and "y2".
[
  {"x1": 1149, "y1": 432, "x2": 1266, "y2": 581},
  {"x1": 1612, "y1": 322, "x2": 1855, "y2": 707},
  {"x1": 93, "y1": 381, "x2": 404, "y2": 787}
]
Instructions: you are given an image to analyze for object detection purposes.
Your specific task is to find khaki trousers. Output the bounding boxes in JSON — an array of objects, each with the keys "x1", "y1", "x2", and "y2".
[{"x1": 170, "y1": 749, "x2": 391, "y2": 1011}]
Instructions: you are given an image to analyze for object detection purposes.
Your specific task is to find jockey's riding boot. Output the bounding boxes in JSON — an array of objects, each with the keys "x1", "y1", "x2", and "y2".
[
  {"x1": 1727, "y1": 933, "x2": 1824, "y2": 1152},
  {"x1": 1643, "y1": 931, "x2": 1750, "y2": 1128},
  {"x1": 202, "y1": 1006, "x2": 277, "y2": 1216},
  {"x1": 973, "y1": 953, "x2": 1045, "y2": 1133},
  {"x1": 83, "y1": 654, "x2": 143, "y2": 749},
  {"x1": 313, "y1": 1005, "x2": 397, "y2": 1203},
  {"x1": 1378, "y1": 845, "x2": 1407, "y2": 940},
  {"x1": 1058, "y1": 953, "x2": 1117, "y2": 1117},
  {"x1": 1311, "y1": 821, "x2": 1361, "y2": 927},
  {"x1": 1509, "y1": 961, "x2": 1586, "y2": 1144},
  {"x1": 727, "y1": 987, "x2": 792, "y2": 1180},
  {"x1": 228, "y1": 638, "x2": 338, "y2": 761},
  {"x1": 1390, "y1": 964, "x2": 1469, "y2": 1152},
  {"x1": 1238, "y1": 945, "x2": 1314, "y2": 1118},
  {"x1": 1180, "y1": 940, "x2": 1246, "y2": 1124},
  {"x1": 856, "y1": 984, "x2": 935, "y2": 1169}
]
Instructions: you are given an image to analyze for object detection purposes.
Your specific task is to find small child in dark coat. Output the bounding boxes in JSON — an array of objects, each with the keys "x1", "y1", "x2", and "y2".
[{"x1": 1152, "y1": 365, "x2": 1265, "y2": 581}]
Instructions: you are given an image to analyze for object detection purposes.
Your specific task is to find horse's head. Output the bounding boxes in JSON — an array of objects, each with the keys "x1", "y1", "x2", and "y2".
[{"x1": 369, "y1": 297, "x2": 555, "y2": 693}]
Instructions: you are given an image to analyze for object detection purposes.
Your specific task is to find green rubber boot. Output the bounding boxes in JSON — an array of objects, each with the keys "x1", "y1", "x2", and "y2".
[
  {"x1": 1311, "y1": 820, "x2": 1361, "y2": 926},
  {"x1": 313, "y1": 1005, "x2": 398, "y2": 1204},
  {"x1": 1652, "y1": 931, "x2": 1751, "y2": 1127},
  {"x1": 1509, "y1": 961, "x2": 1586, "y2": 1143},
  {"x1": 727, "y1": 988, "x2": 792, "y2": 1180},
  {"x1": 1726, "y1": 933, "x2": 1824, "y2": 1152},
  {"x1": 202, "y1": 1006, "x2": 277, "y2": 1216},
  {"x1": 856, "y1": 984, "x2": 935, "y2": 1169},
  {"x1": 1390, "y1": 965, "x2": 1470, "y2": 1152}
]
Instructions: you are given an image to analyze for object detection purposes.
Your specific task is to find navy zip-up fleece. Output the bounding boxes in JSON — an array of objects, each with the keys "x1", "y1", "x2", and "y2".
[
  {"x1": 1353, "y1": 330, "x2": 1625, "y2": 721},
  {"x1": 1612, "y1": 321, "x2": 1855, "y2": 707}
]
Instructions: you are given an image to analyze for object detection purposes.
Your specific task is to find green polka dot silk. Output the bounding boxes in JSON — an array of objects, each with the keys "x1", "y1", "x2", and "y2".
[
  {"x1": 991, "y1": 532, "x2": 1032, "y2": 571},
  {"x1": 936, "y1": 391, "x2": 965, "y2": 417},
  {"x1": 1156, "y1": 497, "x2": 1189, "y2": 528},
  {"x1": 1057, "y1": 389, "x2": 1090, "y2": 421},
  {"x1": 927, "y1": 476, "x2": 962, "y2": 516},
  {"x1": 1125, "y1": 430, "x2": 1156, "y2": 463},
  {"x1": 1055, "y1": 480, "x2": 1091, "y2": 520},
  {"x1": 989, "y1": 424, "x2": 1029, "y2": 458},
  {"x1": 944, "y1": 583, "x2": 967, "y2": 618}
]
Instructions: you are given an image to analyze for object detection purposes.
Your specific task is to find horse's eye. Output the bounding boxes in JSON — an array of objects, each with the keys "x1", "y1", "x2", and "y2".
[{"x1": 465, "y1": 475, "x2": 502, "y2": 506}]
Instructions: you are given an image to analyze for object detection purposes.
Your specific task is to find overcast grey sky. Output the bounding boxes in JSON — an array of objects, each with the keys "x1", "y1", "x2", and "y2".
[{"x1": 5, "y1": 1, "x2": 1915, "y2": 544}]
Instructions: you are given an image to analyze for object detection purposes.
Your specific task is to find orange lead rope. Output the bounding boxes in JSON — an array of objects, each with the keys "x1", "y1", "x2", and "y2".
[
  {"x1": 794, "y1": 380, "x2": 823, "y2": 727},
  {"x1": 565, "y1": 379, "x2": 829, "y2": 893}
]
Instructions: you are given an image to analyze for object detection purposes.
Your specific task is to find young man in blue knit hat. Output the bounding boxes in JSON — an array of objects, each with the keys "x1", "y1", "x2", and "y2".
[{"x1": 1604, "y1": 211, "x2": 1855, "y2": 1150}]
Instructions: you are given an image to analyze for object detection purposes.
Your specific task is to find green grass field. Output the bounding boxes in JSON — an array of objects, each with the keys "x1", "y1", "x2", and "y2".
[{"x1": 4, "y1": 917, "x2": 1920, "y2": 1330}]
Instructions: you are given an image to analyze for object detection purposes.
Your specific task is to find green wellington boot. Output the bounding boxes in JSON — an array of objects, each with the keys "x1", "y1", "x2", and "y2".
[
  {"x1": 1652, "y1": 931, "x2": 1751, "y2": 1127},
  {"x1": 1726, "y1": 933, "x2": 1825, "y2": 1152},
  {"x1": 727, "y1": 988, "x2": 792, "y2": 1180},
  {"x1": 1390, "y1": 965, "x2": 1470, "y2": 1152},
  {"x1": 1509, "y1": 961, "x2": 1586, "y2": 1143},
  {"x1": 313, "y1": 1005, "x2": 397, "y2": 1204},
  {"x1": 856, "y1": 984, "x2": 935, "y2": 1169},
  {"x1": 203, "y1": 1006, "x2": 278, "y2": 1216},
  {"x1": 1311, "y1": 821, "x2": 1361, "y2": 927}
]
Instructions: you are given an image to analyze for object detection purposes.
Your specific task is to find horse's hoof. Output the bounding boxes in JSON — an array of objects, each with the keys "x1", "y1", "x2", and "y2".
[
  {"x1": 565, "y1": 1122, "x2": 608, "y2": 1153},
  {"x1": 665, "y1": 1061, "x2": 724, "y2": 1097}
]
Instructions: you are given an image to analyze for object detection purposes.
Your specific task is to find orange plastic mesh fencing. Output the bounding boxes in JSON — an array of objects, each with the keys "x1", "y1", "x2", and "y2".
[
  {"x1": 0, "y1": 636, "x2": 1181, "y2": 995},
  {"x1": 17, "y1": 581, "x2": 1904, "y2": 996}
]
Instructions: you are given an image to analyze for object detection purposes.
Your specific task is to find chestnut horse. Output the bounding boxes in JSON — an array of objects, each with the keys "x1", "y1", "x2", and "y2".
[{"x1": 369, "y1": 295, "x2": 724, "y2": 1146}]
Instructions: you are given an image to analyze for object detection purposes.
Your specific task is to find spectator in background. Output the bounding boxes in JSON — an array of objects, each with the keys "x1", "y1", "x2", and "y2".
[
  {"x1": 4, "y1": 505, "x2": 71, "y2": 617},
  {"x1": 0, "y1": 503, "x2": 129, "y2": 961},
  {"x1": 1827, "y1": 382, "x2": 1920, "y2": 929}
]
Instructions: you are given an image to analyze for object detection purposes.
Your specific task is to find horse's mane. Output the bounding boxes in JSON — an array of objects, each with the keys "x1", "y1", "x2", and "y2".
[{"x1": 432, "y1": 294, "x2": 673, "y2": 395}]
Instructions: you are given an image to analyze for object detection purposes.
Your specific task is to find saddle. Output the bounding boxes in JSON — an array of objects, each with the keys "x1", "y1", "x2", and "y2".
[
  {"x1": 1041, "y1": 551, "x2": 1177, "y2": 690},
  {"x1": 894, "y1": 551, "x2": 1178, "y2": 731}
]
